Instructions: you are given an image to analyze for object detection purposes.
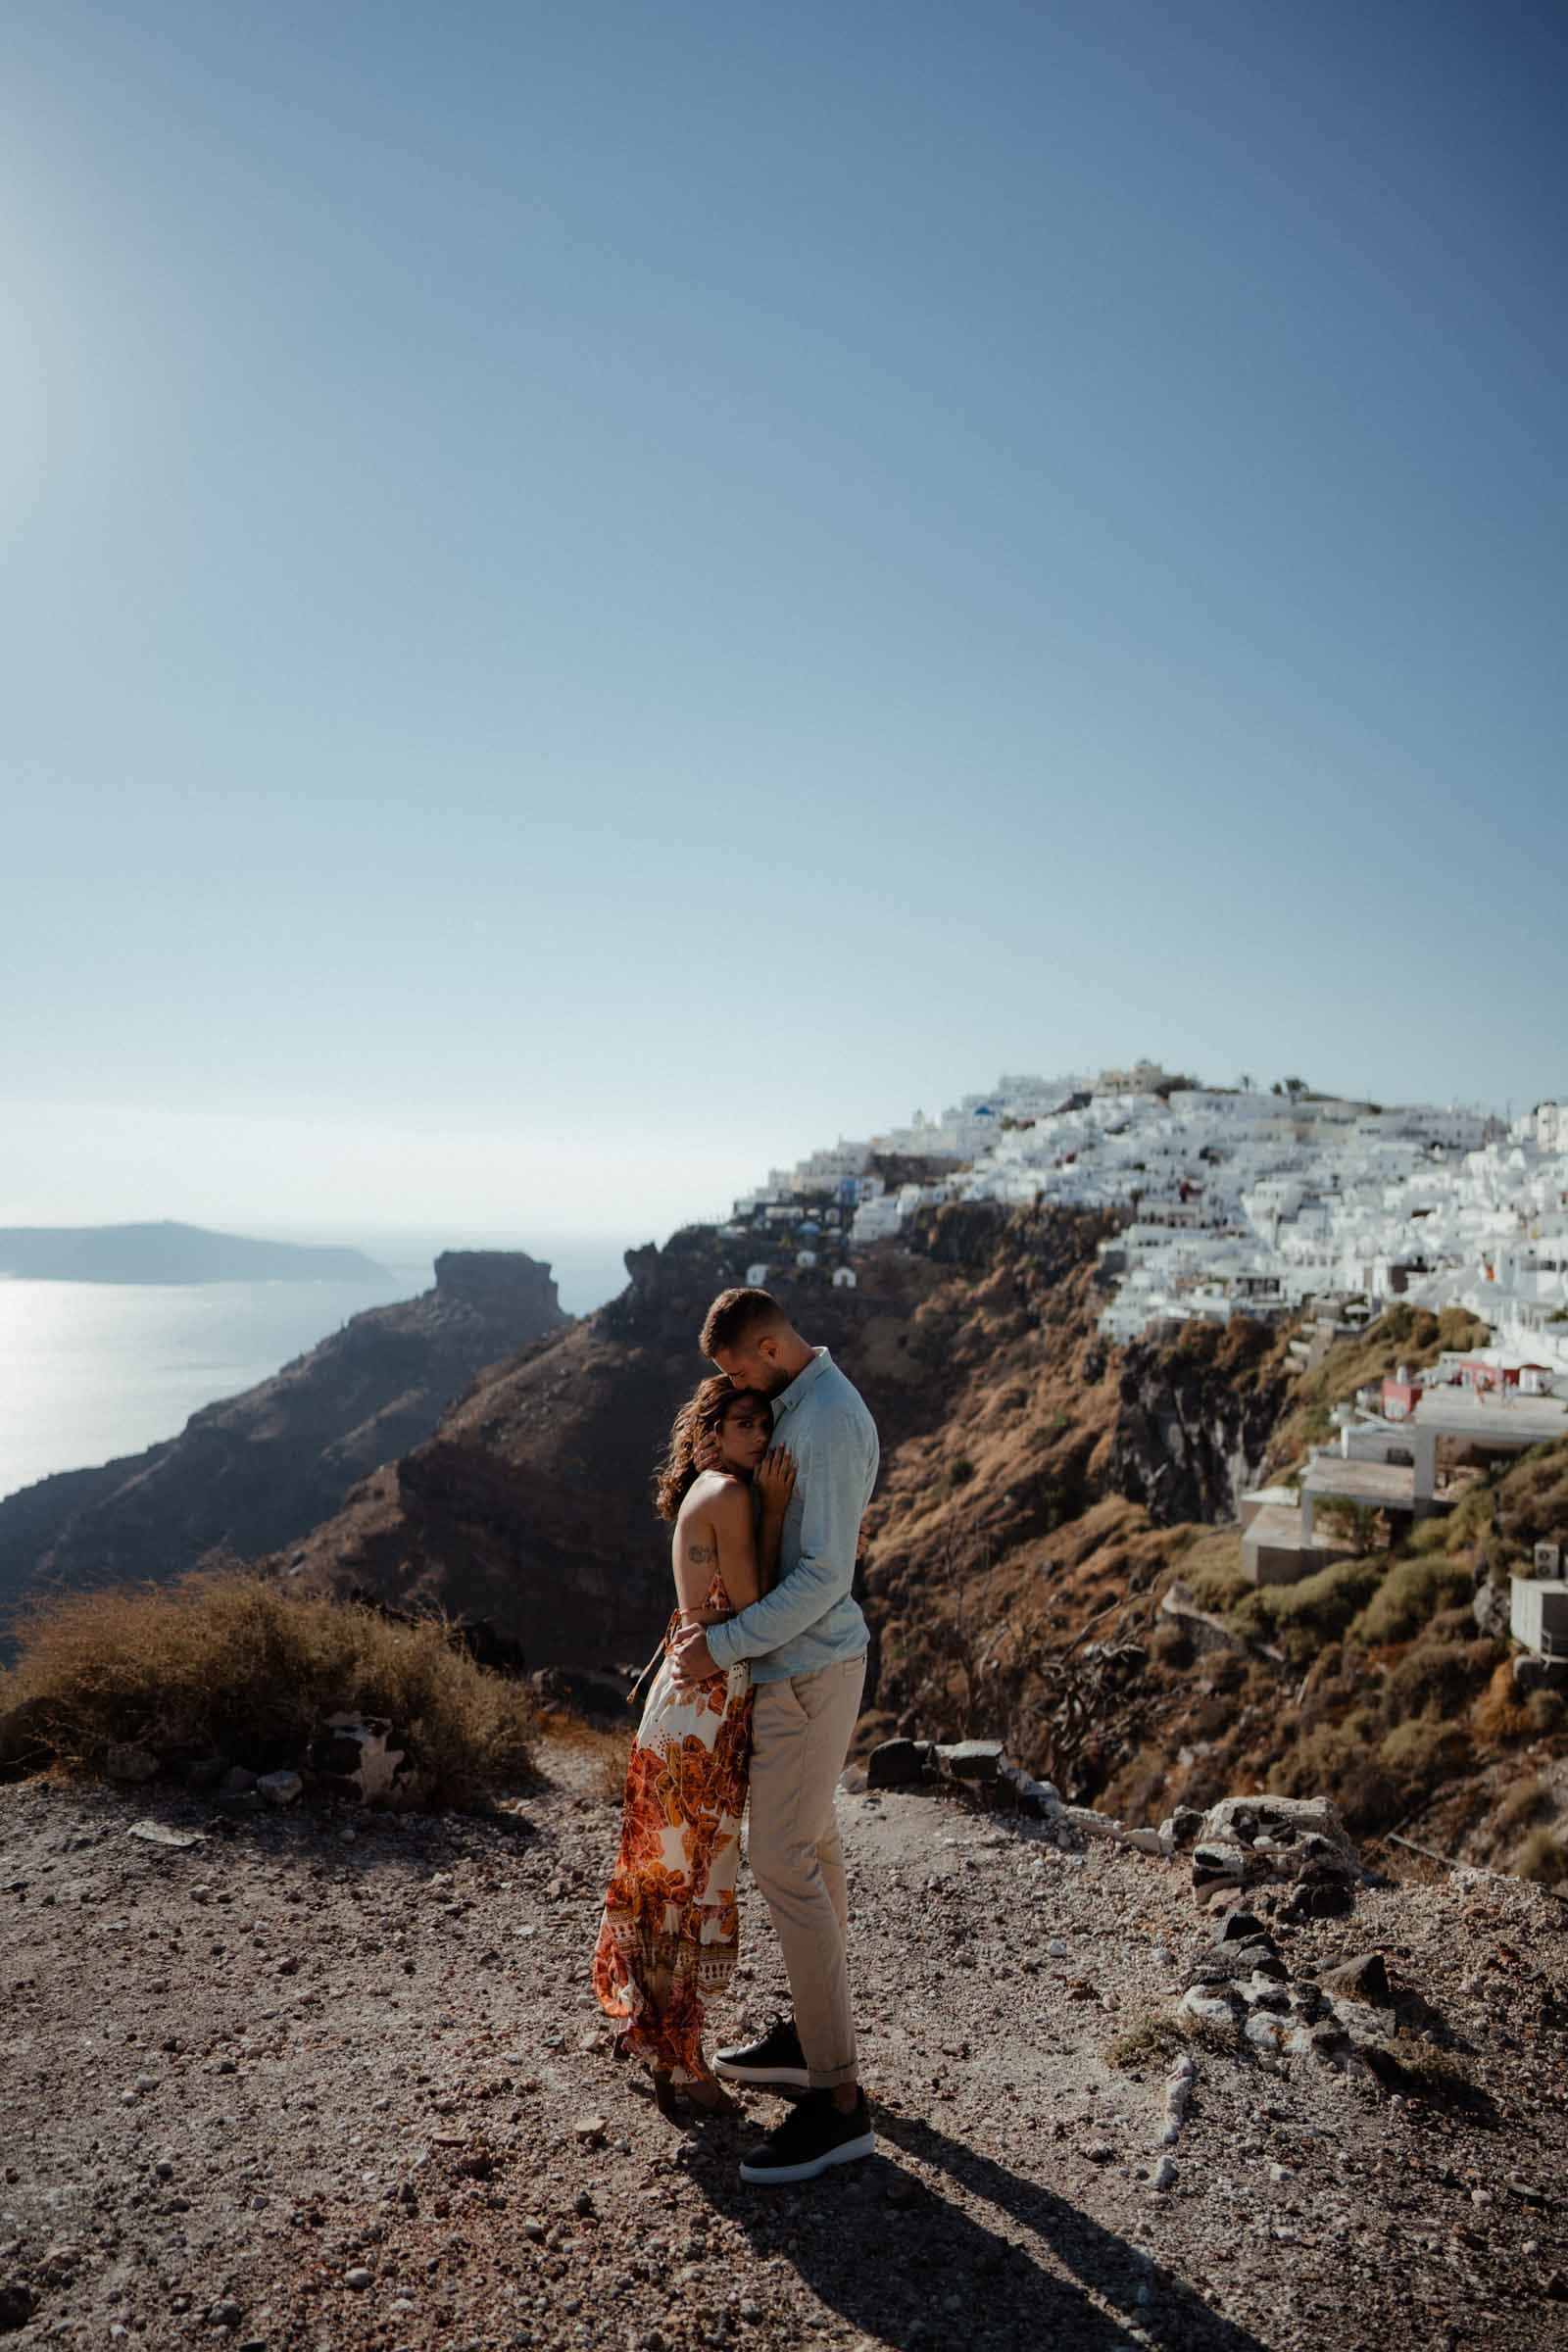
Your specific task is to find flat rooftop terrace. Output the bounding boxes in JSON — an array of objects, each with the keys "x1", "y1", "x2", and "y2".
[
  {"x1": 1414, "y1": 1391, "x2": 1568, "y2": 1446},
  {"x1": 1245, "y1": 1502, "x2": 1336, "y2": 1553},
  {"x1": 1302, "y1": 1456, "x2": 1420, "y2": 1509}
]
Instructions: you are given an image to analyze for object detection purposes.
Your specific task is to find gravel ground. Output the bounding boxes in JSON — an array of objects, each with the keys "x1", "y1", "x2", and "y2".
[{"x1": 3, "y1": 1741, "x2": 1567, "y2": 2352}]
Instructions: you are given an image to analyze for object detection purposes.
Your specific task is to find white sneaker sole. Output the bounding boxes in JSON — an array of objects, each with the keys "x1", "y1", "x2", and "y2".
[
  {"x1": 739, "y1": 2130, "x2": 875, "y2": 2185},
  {"x1": 714, "y1": 2058, "x2": 811, "y2": 2088}
]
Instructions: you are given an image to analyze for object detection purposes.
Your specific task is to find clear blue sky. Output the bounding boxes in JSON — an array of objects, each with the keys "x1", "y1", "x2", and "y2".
[{"x1": 4, "y1": 2, "x2": 1564, "y2": 1250}]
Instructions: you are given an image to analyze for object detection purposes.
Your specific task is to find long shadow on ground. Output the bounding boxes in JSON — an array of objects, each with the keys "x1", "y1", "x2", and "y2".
[{"x1": 685, "y1": 2095, "x2": 1273, "y2": 2352}]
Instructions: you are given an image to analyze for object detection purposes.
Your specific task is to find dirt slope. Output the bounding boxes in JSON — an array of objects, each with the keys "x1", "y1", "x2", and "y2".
[{"x1": 2, "y1": 1742, "x2": 1566, "y2": 2351}]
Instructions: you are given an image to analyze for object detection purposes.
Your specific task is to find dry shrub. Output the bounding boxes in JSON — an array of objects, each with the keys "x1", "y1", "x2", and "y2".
[
  {"x1": 1492, "y1": 1434, "x2": 1568, "y2": 1551},
  {"x1": 1361, "y1": 2034, "x2": 1487, "y2": 2111},
  {"x1": 1268, "y1": 1717, "x2": 1366, "y2": 1797},
  {"x1": 1175, "y1": 1532, "x2": 1251, "y2": 1615},
  {"x1": 1349, "y1": 1555, "x2": 1472, "y2": 1645},
  {"x1": 0, "y1": 1567, "x2": 536, "y2": 1809},
  {"x1": 1526, "y1": 1687, "x2": 1565, "y2": 1735},
  {"x1": 1512, "y1": 1827, "x2": 1568, "y2": 1886},
  {"x1": 1251, "y1": 1556, "x2": 1386, "y2": 1663},
  {"x1": 1151, "y1": 1620, "x2": 1194, "y2": 1668},
  {"x1": 1378, "y1": 1718, "x2": 1472, "y2": 1780},
  {"x1": 1381, "y1": 1638, "x2": 1502, "y2": 1730},
  {"x1": 1266, "y1": 1710, "x2": 1402, "y2": 1832},
  {"x1": 1105, "y1": 2013, "x2": 1184, "y2": 2073},
  {"x1": 1471, "y1": 1658, "x2": 1533, "y2": 1742},
  {"x1": 1493, "y1": 1774, "x2": 1551, "y2": 1839}
]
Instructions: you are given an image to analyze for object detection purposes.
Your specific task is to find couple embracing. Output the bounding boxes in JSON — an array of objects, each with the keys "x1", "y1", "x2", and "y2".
[{"x1": 591, "y1": 1285, "x2": 879, "y2": 2186}]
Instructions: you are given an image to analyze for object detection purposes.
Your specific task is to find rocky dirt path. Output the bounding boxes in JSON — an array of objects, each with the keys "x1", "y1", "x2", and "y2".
[{"x1": 3, "y1": 1740, "x2": 1567, "y2": 2352}]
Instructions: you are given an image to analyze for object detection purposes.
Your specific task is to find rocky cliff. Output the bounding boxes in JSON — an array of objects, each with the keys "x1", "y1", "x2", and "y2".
[
  {"x1": 273, "y1": 1204, "x2": 1565, "y2": 1882},
  {"x1": 0, "y1": 1250, "x2": 566, "y2": 1661},
  {"x1": 1103, "y1": 1318, "x2": 1295, "y2": 1526},
  {"x1": 270, "y1": 1218, "x2": 964, "y2": 1670}
]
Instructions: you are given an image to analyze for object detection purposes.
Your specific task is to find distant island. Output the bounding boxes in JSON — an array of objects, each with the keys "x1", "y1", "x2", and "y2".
[{"x1": 0, "y1": 1221, "x2": 392, "y2": 1286}]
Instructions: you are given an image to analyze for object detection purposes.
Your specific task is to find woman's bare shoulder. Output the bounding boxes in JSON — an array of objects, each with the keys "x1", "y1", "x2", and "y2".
[
  {"x1": 678, "y1": 1470, "x2": 738, "y2": 1516},
  {"x1": 706, "y1": 1476, "x2": 752, "y2": 1520}
]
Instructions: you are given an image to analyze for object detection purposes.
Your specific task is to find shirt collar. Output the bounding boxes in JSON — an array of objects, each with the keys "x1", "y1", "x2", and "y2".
[{"x1": 772, "y1": 1345, "x2": 831, "y2": 1415}]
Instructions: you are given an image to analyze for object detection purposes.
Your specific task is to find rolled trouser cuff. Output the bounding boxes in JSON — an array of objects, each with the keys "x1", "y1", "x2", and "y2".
[{"x1": 808, "y1": 2058, "x2": 859, "y2": 2090}]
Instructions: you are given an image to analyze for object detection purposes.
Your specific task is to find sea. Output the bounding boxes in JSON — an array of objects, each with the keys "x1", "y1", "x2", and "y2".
[{"x1": 0, "y1": 1232, "x2": 633, "y2": 1503}]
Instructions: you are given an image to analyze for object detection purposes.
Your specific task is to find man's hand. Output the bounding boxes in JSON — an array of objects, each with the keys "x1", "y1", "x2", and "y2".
[
  {"x1": 668, "y1": 1622, "x2": 717, "y2": 1688},
  {"x1": 755, "y1": 1445, "x2": 797, "y2": 1519}
]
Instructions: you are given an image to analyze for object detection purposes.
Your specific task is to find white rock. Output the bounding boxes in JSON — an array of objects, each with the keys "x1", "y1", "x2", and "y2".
[
  {"x1": 126, "y1": 1820, "x2": 205, "y2": 1848},
  {"x1": 1200, "y1": 1794, "x2": 1354, "y2": 1856},
  {"x1": 1152, "y1": 2156, "x2": 1177, "y2": 2191},
  {"x1": 1176, "y1": 1985, "x2": 1237, "y2": 2034},
  {"x1": 1064, "y1": 1806, "x2": 1125, "y2": 1840},
  {"x1": 257, "y1": 1770, "x2": 303, "y2": 1806},
  {"x1": 1244, "y1": 2012, "x2": 1291, "y2": 2054}
]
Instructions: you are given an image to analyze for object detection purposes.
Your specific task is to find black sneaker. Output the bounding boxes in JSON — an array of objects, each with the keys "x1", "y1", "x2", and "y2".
[
  {"x1": 714, "y1": 2015, "x2": 810, "y2": 2089},
  {"x1": 739, "y1": 2089, "x2": 875, "y2": 2185}
]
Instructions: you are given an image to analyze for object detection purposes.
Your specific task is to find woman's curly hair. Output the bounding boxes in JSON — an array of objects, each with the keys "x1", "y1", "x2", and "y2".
[{"x1": 653, "y1": 1375, "x2": 772, "y2": 1522}]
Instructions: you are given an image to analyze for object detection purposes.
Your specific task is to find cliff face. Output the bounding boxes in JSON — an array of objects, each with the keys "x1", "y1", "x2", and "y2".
[
  {"x1": 0, "y1": 1250, "x2": 566, "y2": 1659},
  {"x1": 283, "y1": 1202, "x2": 1168, "y2": 1692},
  {"x1": 276, "y1": 1221, "x2": 961, "y2": 1670},
  {"x1": 1102, "y1": 1319, "x2": 1295, "y2": 1526}
]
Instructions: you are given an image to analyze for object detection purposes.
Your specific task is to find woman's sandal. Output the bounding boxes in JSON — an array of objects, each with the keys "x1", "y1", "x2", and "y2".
[
  {"x1": 649, "y1": 2069, "x2": 742, "y2": 2122},
  {"x1": 683, "y1": 2077, "x2": 742, "y2": 2118}
]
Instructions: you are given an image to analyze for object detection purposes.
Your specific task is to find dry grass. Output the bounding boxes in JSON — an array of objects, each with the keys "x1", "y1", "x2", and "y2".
[
  {"x1": 535, "y1": 1708, "x2": 635, "y2": 1803},
  {"x1": 1512, "y1": 1826, "x2": 1568, "y2": 1886},
  {"x1": 1471, "y1": 1658, "x2": 1535, "y2": 1742},
  {"x1": 0, "y1": 1566, "x2": 537, "y2": 1810},
  {"x1": 1178, "y1": 2009, "x2": 1243, "y2": 2059},
  {"x1": 1349, "y1": 1555, "x2": 1472, "y2": 1645},
  {"x1": 1491, "y1": 1774, "x2": 1550, "y2": 1840},
  {"x1": 1241, "y1": 1555, "x2": 1386, "y2": 1662},
  {"x1": 1104, "y1": 2012, "x2": 1185, "y2": 2073},
  {"x1": 1361, "y1": 2034, "x2": 1488, "y2": 2110},
  {"x1": 1382, "y1": 1638, "x2": 1502, "y2": 1730},
  {"x1": 1378, "y1": 1718, "x2": 1472, "y2": 1779}
]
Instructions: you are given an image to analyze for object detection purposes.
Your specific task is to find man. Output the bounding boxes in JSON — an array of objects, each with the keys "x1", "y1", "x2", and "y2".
[{"x1": 669, "y1": 1285, "x2": 879, "y2": 2185}]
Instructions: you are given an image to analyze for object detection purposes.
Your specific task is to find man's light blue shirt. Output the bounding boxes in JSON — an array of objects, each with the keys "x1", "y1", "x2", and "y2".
[{"x1": 705, "y1": 1346, "x2": 878, "y2": 1685}]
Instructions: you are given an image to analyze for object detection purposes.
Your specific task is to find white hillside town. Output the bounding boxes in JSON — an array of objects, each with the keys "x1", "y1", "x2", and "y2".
[{"x1": 721, "y1": 1063, "x2": 1568, "y2": 1655}]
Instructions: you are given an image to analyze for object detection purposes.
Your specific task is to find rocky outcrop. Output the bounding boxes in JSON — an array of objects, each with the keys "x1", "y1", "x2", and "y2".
[
  {"x1": 1104, "y1": 1319, "x2": 1294, "y2": 1525},
  {"x1": 0, "y1": 1251, "x2": 567, "y2": 1659},
  {"x1": 276, "y1": 1222, "x2": 954, "y2": 1674}
]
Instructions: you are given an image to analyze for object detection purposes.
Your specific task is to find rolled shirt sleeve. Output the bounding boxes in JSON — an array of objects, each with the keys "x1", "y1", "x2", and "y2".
[{"x1": 706, "y1": 1405, "x2": 869, "y2": 1667}]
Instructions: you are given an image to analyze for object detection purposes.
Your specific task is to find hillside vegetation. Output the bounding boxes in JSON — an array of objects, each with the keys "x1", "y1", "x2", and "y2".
[{"x1": 859, "y1": 1257, "x2": 1566, "y2": 1886}]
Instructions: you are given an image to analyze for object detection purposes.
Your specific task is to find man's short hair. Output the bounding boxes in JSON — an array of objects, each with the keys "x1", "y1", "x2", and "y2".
[{"x1": 701, "y1": 1286, "x2": 788, "y2": 1357}]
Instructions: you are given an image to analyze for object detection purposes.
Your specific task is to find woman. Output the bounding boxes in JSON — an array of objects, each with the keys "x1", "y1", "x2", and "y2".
[{"x1": 591, "y1": 1376, "x2": 795, "y2": 2118}]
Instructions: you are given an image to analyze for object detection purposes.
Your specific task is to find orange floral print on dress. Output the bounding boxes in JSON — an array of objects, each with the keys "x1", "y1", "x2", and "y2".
[{"x1": 591, "y1": 1573, "x2": 753, "y2": 2084}]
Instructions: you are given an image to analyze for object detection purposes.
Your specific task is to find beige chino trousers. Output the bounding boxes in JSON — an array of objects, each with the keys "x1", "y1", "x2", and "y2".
[{"x1": 745, "y1": 1652, "x2": 867, "y2": 2091}]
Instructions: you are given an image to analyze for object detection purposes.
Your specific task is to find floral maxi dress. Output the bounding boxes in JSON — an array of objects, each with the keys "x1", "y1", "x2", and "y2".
[{"x1": 591, "y1": 1575, "x2": 754, "y2": 2083}]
